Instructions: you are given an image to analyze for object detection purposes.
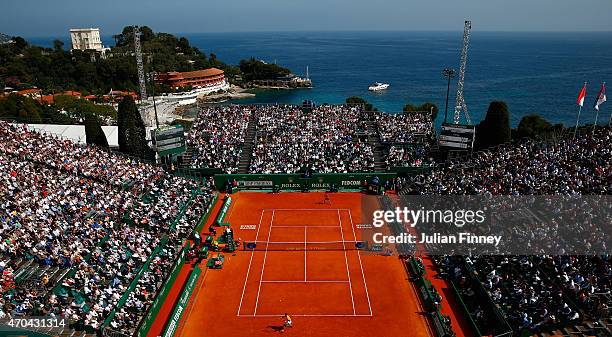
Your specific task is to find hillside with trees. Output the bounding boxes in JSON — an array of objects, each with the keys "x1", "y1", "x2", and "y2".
[
  {"x1": 0, "y1": 94, "x2": 75, "y2": 124},
  {"x1": 0, "y1": 26, "x2": 299, "y2": 96},
  {"x1": 239, "y1": 58, "x2": 292, "y2": 82},
  {"x1": 0, "y1": 26, "x2": 239, "y2": 95},
  {"x1": 404, "y1": 102, "x2": 439, "y2": 120}
]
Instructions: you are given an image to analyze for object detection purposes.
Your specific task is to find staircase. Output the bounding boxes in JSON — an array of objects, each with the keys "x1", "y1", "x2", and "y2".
[
  {"x1": 237, "y1": 113, "x2": 257, "y2": 174},
  {"x1": 364, "y1": 119, "x2": 386, "y2": 172},
  {"x1": 179, "y1": 147, "x2": 194, "y2": 168}
]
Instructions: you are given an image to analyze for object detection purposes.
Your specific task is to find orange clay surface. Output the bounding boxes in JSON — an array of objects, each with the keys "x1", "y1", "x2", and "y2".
[{"x1": 177, "y1": 192, "x2": 432, "y2": 337}]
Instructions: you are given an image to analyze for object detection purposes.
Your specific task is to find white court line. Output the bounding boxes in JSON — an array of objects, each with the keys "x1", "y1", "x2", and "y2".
[
  {"x1": 260, "y1": 280, "x2": 350, "y2": 283},
  {"x1": 271, "y1": 225, "x2": 340, "y2": 228},
  {"x1": 253, "y1": 210, "x2": 274, "y2": 316},
  {"x1": 246, "y1": 240, "x2": 362, "y2": 244},
  {"x1": 238, "y1": 314, "x2": 373, "y2": 318},
  {"x1": 338, "y1": 210, "x2": 356, "y2": 315},
  {"x1": 237, "y1": 209, "x2": 265, "y2": 316},
  {"x1": 304, "y1": 226, "x2": 307, "y2": 281},
  {"x1": 263, "y1": 208, "x2": 350, "y2": 211},
  {"x1": 348, "y1": 209, "x2": 373, "y2": 316}
]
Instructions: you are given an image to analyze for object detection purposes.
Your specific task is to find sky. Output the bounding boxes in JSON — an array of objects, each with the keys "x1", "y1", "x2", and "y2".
[{"x1": 2, "y1": 0, "x2": 612, "y2": 37}]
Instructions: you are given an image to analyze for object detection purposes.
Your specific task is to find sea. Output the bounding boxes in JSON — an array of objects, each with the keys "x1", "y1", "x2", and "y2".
[{"x1": 28, "y1": 31, "x2": 612, "y2": 127}]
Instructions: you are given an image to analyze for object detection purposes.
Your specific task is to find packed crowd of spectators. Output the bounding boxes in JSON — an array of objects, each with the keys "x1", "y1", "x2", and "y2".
[
  {"x1": 374, "y1": 112, "x2": 434, "y2": 169},
  {"x1": 406, "y1": 126, "x2": 611, "y2": 195},
  {"x1": 410, "y1": 127, "x2": 612, "y2": 333},
  {"x1": 386, "y1": 145, "x2": 430, "y2": 169},
  {"x1": 109, "y1": 190, "x2": 214, "y2": 333},
  {"x1": 0, "y1": 123, "x2": 162, "y2": 189},
  {"x1": 251, "y1": 104, "x2": 374, "y2": 173},
  {"x1": 0, "y1": 122, "x2": 213, "y2": 333},
  {"x1": 188, "y1": 106, "x2": 251, "y2": 173},
  {"x1": 187, "y1": 104, "x2": 437, "y2": 173},
  {"x1": 376, "y1": 112, "x2": 433, "y2": 143},
  {"x1": 538, "y1": 256, "x2": 611, "y2": 320},
  {"x1": 473, "y1": 256, "x2": 580, "y2": 330},
  {"x1": 108, "y1": 231, "x2": 179, "y2": 332}
]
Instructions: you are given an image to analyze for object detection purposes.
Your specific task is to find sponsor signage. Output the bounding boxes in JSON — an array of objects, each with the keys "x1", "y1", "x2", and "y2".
[
  {"x1": 162, "y1": 266, "x2": 201, "y2": 337},
  {"x1": 157, "y1": 142, "x2": 186, "y2": 152},
  {"x1": 439, "y1": 135, "x2": 470, "y2": 143},
  {"x1": 238, "y1": 180, "x2": 274, "y2": 187},
  {"x1": 439, "y1": 123, "x2": 475, "y2": 150},
  {"x1": 155, "y1": 126, "x2": 184, "y2": 139},
  {"x1": 156, "y1": 136, "x2": 183, "y2": 146},
  {"x1": 240, "y1": 180, "x2": 363, "y2": 189},
  {"x1": 341, "y1": 180, "x2": 361, "y2": 186},
  {"x1": 441, "y1": 124, "x2": 476, "y2": 134},
  {"x1": 439, "y1": 140, "x2": 471, "y2": 149}
]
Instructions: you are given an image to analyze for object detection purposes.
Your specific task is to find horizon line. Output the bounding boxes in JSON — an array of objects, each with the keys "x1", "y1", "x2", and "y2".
[{"x1": 17, "y1": 29, "x2": 612, "y2": 39}]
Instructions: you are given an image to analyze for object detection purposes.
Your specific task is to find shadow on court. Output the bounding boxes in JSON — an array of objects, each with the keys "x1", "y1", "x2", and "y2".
[{"x1": 267, "y1": 324, "x2": 286, "y2": 333}]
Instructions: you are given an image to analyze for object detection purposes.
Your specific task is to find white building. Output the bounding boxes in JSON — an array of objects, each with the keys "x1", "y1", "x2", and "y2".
[{"x1": 70, "y1": 28, "x2": 105, "y2": 51}]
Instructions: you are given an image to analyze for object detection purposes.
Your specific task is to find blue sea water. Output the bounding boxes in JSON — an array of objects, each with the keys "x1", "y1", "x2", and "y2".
[{"x1": 28, "y1": 31, "x2": 612, "y2": 127}]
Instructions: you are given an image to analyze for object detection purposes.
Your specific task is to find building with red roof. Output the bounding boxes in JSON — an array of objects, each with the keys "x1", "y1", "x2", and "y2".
[
  {"x1": 17, "y1": 88, "x2": 42, "y2": 98},
  {"x1": 155, "y1": 68, "x2": 225, "y2": 89}
]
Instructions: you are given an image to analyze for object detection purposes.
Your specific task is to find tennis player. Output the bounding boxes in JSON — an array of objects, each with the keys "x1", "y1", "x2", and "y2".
[
  {"x1": 324, "y1": 193, "x2": 331, "y2": 205},
  {"x1": 280, "y1": 313, "x2": 293, "y2": 333}
]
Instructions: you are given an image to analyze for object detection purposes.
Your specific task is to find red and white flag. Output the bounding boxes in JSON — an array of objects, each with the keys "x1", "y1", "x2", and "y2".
[
  {"x1": 594, "y1": 83, "x2": 606, "y2": 111},
  {"x1": 577, "y1": 83, "x2": 587, "y2": 107}
]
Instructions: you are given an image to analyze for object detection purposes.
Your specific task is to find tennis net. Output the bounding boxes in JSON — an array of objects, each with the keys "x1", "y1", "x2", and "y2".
[{"x1": 242, "y1": 240, "x2": 369, "y2": 251}]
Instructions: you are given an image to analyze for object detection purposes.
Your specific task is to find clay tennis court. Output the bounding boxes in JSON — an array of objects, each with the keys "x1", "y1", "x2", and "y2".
[{"x1": 176, "y1": 192, "x2": 431, "y2": 337}]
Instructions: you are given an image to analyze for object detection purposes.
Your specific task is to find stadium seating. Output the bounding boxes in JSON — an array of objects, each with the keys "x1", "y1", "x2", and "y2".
[
  {"x1": 405, "y1": 126, "x2": 611, "y2": 335},
  {"x1": 186, "y1": 104, "x2": 435, "y2": 174},
  {"x1": 0, "y1": 122, "x2": 215, "y2": 335}
]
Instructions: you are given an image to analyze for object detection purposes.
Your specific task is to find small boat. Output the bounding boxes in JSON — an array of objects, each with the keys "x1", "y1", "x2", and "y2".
[{"x1": 368, "y1": 82, "x2": 389, "y2": 91}]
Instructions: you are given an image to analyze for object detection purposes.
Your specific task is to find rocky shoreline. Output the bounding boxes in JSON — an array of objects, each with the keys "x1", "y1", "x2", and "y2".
[
  {"x1": 196, "y1": 85, "x2": 256, "y2": 103},
  {"x1": 168, "y1": 83, "x2": 309, "y2": 124}
]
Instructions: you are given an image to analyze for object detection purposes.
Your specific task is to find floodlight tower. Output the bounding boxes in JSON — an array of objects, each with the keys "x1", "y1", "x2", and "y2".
[
  {"x1": 453, "y1": 20, "x2": 472, "y2": 125},
  {"x1": 134, "y1": 26, "x2": 147, "y2": 102}
]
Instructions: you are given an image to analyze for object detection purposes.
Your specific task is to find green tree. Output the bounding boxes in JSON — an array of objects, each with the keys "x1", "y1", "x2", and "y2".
[
  {"x1": 346, "y1": 96, "x2": 377, "y2": 111},
  {"x1": 178, "y1": 37, "x2": 191, "y2": 53},
  {"x1": 403, "y1": 102, "x2": 439, "y2": 120},
  {"x1": 239, "y1": 58, "x2": 291, "y2": 82},
  {"x1": 402, "y1": 103, "x2": 418, "y2": 112},
  {"x1": 0, "y1": 28, "x2": 248, "y2": 99},
  {"x1": 116, "y1": 26, "x2": 135, "y2": 47},
  {"x1": 53, "y1": 39, "x2": 64, "y2": 53},
  {"x1": 515, "y1": 114, "x2": 553, "y2": 139},
  {"x1": 117, "y1": 96, "x2": 148, "y2": 158},
  {"x1": 13, "y1": 36, "x2": 28, "y2": 50},
  {"x1": 0, "y1": 93, "x2": 42, "y2": 122},
  {"x1": 84, "y1": 114, "x2": 109, "y2": 147},
  {"x1": 53, "y1": 95, "x2": 117, "y2": 121},
  {"x1": 475, "y1": 101, "x2": 511, "y2": 150},
  {"x1": 0, "y1": 93, "x2": 75, "y2": 124}
]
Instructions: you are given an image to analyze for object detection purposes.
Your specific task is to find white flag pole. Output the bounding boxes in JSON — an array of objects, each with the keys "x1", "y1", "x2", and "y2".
[
  {"x1": 593, "y1": 82, "x2": 605, "y2": 134},
  {"x1": 574, "y1": 82, "x2": 586, "y2": 139},
  {"x1": 593, "y1": 108, "x2": 599, "y2": 134},
  {"x1": 574, "y1": 104, "x2": 583, "y2": 139}
]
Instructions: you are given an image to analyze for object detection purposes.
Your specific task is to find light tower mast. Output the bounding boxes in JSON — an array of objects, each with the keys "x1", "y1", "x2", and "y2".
[
  {"x1": 453, "y1": 20, "x2": 472, "y2": 125},
  {"x1": 134, "y1": 26, "x2": 147, "y2": 102}
]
